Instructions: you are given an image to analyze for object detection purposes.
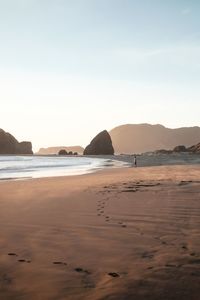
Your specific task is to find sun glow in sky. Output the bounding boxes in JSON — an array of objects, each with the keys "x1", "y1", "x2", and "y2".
[{"x1": 0, "y1": 0, "x2": 200, "y2": 151}]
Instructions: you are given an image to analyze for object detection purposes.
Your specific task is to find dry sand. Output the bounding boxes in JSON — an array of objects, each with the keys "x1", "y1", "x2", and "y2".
[{"x1": 0, "y1": 165, "x2": 200, "y2": 300}]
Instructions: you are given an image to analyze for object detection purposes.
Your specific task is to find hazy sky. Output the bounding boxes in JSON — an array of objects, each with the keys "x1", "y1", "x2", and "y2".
[{"x1": 0, "y1": 0, "x2": 200, "y2": 151}]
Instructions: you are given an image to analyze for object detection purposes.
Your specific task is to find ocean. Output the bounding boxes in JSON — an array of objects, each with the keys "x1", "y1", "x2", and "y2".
[{"x1": 0, "y1": 155, "x2": 127, "y2": 180}]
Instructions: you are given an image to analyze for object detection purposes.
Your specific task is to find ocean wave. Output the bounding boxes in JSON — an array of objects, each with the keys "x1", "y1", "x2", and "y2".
[{"x1": 0, "y1": 156, "x2": 125, "y2": 179}]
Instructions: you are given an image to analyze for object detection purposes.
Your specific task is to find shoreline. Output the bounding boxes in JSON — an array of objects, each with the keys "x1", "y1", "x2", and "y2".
[
  {"x1": 0, "y1": 153, "x2": 200, "y2": 182},
  {"x1": 0, "y1": 161, "x2": 199, "y2": 183},
  {"x1": 0, "y1": 156, "x2": 130, "y2": 182}
]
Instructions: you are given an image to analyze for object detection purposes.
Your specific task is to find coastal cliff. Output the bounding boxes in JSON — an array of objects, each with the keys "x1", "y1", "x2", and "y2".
[{"x1": 0, "y1": 129, "x2": 33, "y2": 154}]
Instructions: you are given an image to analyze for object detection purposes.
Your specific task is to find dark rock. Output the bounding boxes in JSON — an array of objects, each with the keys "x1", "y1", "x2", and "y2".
[
  {"x1": 58, "y1": 149, "x2": 68, "y2": 155},
  {"x1": 155, "y1": 149, "x2": 173, "y2": 154},
  {"x1": 173, "y1": 145, "x2": 187, "y2": 152},
  {"x1": 37, "y1": 146, "x2": 84, "y2": 155},
  {"x1": 188, "y1": 142, "x2": 200, "y2": 153},
  {"x1": 18, "y1": 142, "x2": 33, "y2": 154},
  {"x1": 0, "y1": 129, "x2": 33, "y2": 154},
  {"x1": 84, "y1": 130, "x2": 114, "y2": 155}
]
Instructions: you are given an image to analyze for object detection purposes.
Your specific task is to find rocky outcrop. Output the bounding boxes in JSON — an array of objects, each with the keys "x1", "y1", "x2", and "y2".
[
  {"x1": 155, "y1": 142, "x2": 200, "y2": 155},
  {"x1": 58, "y1": 149, "x2": 68, "y2": 155},
  {"x1": 173, "y1": 145, "x2": 187, "y2": 152},
  {"x1": 84, "y1": 130, "x2": 114, "y2": 155},
  {"x1": 155, "y1": 149, "x2": 172, "y2": 154},
  {"x1": 18, "y1": 142, "x2": 33, "y2": 154},
  {"x1": 58, "y1": 150, "x2": 78, "y2": 155},
  {"x1": 0, "y1": 129, "x2": 33, "y2": 154},
  {"x1": 172, "y1": 143, "x2": 200, "y2": 154},
  {"x1": 188, "y1": 142, "x2": 200, "y2": 153},
  {"x1": 37, "y1": 146, "x2": 84, "y2": 155}
]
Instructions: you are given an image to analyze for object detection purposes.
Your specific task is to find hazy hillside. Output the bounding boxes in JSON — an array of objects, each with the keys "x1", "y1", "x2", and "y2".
[
  {"x1": 109, "y1": 124, "x2": 200, "y2": 154},
  {"x1": 37, "y1": 146, "x2": 84, "y2": 155}
]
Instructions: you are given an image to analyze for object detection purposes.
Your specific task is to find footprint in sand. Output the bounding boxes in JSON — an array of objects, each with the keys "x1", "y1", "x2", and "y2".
[
  {"x1": 18, "y1": 259, "x2": 27, "y2": 263},
  {"x1": 75, "y1": 268, "x2": 91, "y2": 275},
  {"x1": 141, "y1": 252, "x2": 154, "y2": 259},
  {"x1": 53, "y1": 261, "x2": 67, "y2": 265},
  {"x1": 8, "y1": 253, "x2": 18, "y2": 256},
  {"x1": 189, "y1": 258, "x2": 200, "y2": 265},
  {"x1": 2, "y1": 274, "x2": 12, "y2": 284},
  {"x1": 191, "y1": 271, "x2": 200, "y2": 277},
  {"x1": 108, "y1": 272, "x2": 120, "y2": 278},
  {"x1": 161, "y1": 241, "x2": 167, "y2": 245},
  {"x1": 165, "y1": 263, "x2": 181, "y2": 268},
  {"x1": 181, "y1": 245, "x2": 188, "y2": 250},
  {"x1": 122, "y1": 189, "x2": 137, "y2": 193},
  {"x1": 155, "y1": 237, "x2": 167, "y2": 245}
]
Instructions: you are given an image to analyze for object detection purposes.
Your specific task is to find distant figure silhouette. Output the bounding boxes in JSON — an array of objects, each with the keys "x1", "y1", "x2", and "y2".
[{"x1": 133, "y1": 155, "x2": 137, "y2": 167}]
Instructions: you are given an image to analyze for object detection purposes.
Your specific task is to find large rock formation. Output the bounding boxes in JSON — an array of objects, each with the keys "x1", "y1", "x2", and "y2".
[
  {"x1": 155, "y1": 142, "x2": 200, "y2": 154},
  {"x1": 18, "y1": 142, "x2": 33, "y2": 154},
  {"x1": 84, "y1": 130, "x2": 114, "y2": 155},
  {"x1": 0, "y1": 129, "x2": 33, "y2": 154},
  {"x1": 188, "y1": 142, "x2": 200, "y2": 153},
  {"x1": 109, "y1": 124, "x2": 200, "y2": 154},
  {"x1": 37, "y1": 146, "x2": 84, "y2": 155}
]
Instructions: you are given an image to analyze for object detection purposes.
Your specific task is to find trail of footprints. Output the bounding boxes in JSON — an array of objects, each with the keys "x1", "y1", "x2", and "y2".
[
  {"x1": 95, "y1": 179, "x2": 200, "y2": 276},
  {"x1": 96, "y1": 197, "x2": 127, "y2": 228},
  {"x1": 6, "y1": 252, "x2": 121, "y2": 280},
  {"x1": 7, "y1": 241, "x2": 200, "y2": 283},
  {"x1": 96, "y1": 180, "x2": 162, "y2": 229},
  {"x1": 5, "y1": 180, "x2": 200, "y2": 285},
  {"x1": 96, "y1": 179, "x2": 198, "y2": 231}
]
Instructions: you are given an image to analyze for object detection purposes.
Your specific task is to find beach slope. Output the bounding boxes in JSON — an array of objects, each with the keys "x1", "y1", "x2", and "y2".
[{"x1": 0, "y1": 165, "x2": 200, "y2": 300}]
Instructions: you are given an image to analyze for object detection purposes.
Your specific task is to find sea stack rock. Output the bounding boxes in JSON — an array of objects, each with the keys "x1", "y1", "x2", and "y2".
[
  {"x1": 0, "y1": 129, "x2": 33, "y2": 154},
  {"x1": 58, "y1": 149, "x2": 68, "y2": 155},
  {"x1": 84, "y1": 130, "x2": 114, "y2": 155}
]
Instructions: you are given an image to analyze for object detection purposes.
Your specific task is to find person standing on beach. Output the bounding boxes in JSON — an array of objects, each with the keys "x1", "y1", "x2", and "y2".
[{"x1": 133, "y1": 155, "x2": 137, "y2": 167}]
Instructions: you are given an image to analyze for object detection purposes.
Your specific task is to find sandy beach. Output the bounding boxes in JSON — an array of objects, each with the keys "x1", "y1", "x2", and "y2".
[{"x1": 0, "y1": 165, "x2": 200, "y2": 300}]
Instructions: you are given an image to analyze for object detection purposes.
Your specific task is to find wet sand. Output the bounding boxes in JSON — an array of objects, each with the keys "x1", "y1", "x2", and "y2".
[{"x1": 0, "y1": 165, "x2": 200, "y2": 300}]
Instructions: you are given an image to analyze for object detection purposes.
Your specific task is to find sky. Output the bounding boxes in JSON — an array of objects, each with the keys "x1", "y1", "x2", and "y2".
[{"x1": 0, "y1": 0, "x2": 200, "y2": 151}]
